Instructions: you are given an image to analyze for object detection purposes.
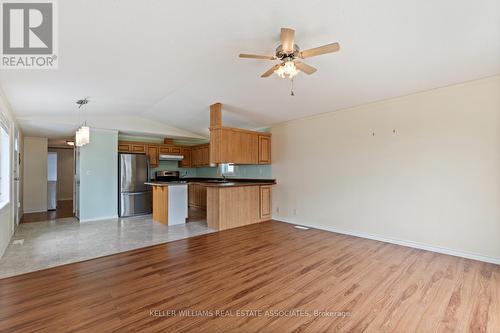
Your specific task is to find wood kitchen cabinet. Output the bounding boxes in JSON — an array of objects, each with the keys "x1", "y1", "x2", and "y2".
[
  {"x1": 147, "y1": 145, "x2": 159, "y2": 168},
  {"x1": 159, "y1": 145, "x2": 182, "y2": 155},
  {"x1": 258, "y1": 135, "x2": 271, "y2": 164},
  {"x1": 210, "y1": 127, "x2": 271, "y2": 165},
  {"x1": 179, "y1": 147, "x2": 192, "y2": 168},
  {"x1": 191, "y1": 144, "x2": 210, "y2": 167},
  {"x1": 206, "y1": 183, "x2": 274, "y2": 230},
  {"x1": 117, "y1": 139, "x2": 212, "y2": 169},
  {"x1": 118, "y1": 142, "x2": 131, "y2": 152},
  {"x1": 259, "y1": 185, "x2": 272, "y2": 220},
  {"x1": 188, "y1": 183, "x2": 207, "y2": 210},
  {"x1": 118, "y1": 141, "x2": 146, "y2": 153},
  {"x1": 131, "y1": 143, "x2": 146, "y2": 154}
]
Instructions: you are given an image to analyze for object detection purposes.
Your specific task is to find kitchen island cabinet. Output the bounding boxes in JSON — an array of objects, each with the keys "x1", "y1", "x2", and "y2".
[{"x1": 146, "y1": 182, "x2": 188, "y2": 225}]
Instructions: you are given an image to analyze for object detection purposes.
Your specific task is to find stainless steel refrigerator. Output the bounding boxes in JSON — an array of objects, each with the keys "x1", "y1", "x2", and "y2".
[{"x1": 119, "y1": 153, "x2": 152, "y2": 217}]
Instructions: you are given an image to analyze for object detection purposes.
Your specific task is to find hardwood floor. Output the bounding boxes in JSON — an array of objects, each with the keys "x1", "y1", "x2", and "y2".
[
  {"x1": 0, "y1": 221, "x2": 498, "y2": 332},
  {"x1": 20, "y1": 200, "x2": 74, "y2": 223}
]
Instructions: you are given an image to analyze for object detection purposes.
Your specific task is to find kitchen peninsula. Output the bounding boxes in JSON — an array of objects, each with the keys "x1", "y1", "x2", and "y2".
[{"x1": 192, "y1": 179, "x2": 275, "y2": 231}]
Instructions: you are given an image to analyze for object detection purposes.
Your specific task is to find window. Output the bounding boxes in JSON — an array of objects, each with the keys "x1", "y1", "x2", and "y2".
[
  {"x1": 220, "y1": 163, "x2": 235, "y2": 176},
  {"x1": 0, "y1": 111, "x2": 10, "y2": 207}
]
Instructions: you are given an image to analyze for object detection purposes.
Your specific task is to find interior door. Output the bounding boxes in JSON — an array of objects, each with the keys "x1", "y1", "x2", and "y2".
[{"x1": 47, "y1": 152, "x2": 57, "y2": 210}]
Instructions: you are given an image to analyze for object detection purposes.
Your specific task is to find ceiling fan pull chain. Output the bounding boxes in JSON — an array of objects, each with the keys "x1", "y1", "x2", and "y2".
[{"x1": 290, "y1": 78, "x2": 295, "y2": 96}]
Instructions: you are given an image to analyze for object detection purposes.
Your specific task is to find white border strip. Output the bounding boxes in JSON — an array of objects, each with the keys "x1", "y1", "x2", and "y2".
[{"x1": 274, "y1": 216, "x2": 500, "y2": 265}]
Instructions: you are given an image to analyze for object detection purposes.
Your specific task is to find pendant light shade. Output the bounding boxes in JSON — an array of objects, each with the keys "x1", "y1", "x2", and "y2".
[
  {"x1": 79, "y1": 126, "x2": 90, "y2": 146},
  {"x1": 75, "y1": 126, "x2": 90, "y2": 147}
]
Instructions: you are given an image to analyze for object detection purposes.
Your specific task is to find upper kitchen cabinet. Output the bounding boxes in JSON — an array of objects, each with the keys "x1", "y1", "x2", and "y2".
[
  {"x1": 118, "y1": 141, "x2": 146, "y2": 154},
  {"x1": 147, "y1": 145, "x2": 159, "y2": 168},
  {"x1": 209, "y1": 103, "x2": 271, "y2": 165},
  {"x1": 191, "y1": 144, "x2": 210, "y2": 167},
  {"x1": 158, "y1": 145, "x2": 182, "y2": 155},
  {"x1": 179, "y1": 147, "x2": 192, "y2": 168},
  {"x1": 258, "y1": 135, "x2": 271, "y2": 164}
]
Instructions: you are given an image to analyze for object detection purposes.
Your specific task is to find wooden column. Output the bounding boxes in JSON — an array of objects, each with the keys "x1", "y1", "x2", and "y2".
[{"x1": 210, "y1": 103, "x2": 222, "y2": 128}]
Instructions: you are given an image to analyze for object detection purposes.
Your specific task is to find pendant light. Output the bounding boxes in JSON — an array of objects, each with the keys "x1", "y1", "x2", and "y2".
[{"x1": 75, "y1": 98, "x2": 90, "y2": 147}]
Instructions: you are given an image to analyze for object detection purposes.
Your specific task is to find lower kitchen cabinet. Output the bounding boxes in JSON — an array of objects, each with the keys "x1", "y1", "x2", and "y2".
[
  {"x1": 188, "y1": 183, "x2": 207, "y2": 210},
  {"x1": 206, "y1": 184, "x2": 274, "y2": 231},
  {"x1": 259, "y1": 185, "x2": 272, "y2": 220}
]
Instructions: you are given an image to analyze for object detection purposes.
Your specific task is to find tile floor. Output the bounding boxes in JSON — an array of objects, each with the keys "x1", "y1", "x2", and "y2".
[{"x1": 0, "y1": 215, "x2": 215, "y2": 279}]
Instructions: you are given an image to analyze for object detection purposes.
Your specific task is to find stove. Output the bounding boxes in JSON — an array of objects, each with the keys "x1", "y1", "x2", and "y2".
[{"x1": 154, "y1": 170, "x2": 187, "y2": 183}]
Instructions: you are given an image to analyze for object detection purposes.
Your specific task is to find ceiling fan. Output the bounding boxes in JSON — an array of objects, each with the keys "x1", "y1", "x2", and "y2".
[{"x1": 239, "y1": 27, "x2": 340, "y2": 94}]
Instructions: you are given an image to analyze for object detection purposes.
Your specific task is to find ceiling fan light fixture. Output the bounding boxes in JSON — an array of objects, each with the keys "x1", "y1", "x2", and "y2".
[{"x1": 274, "y1": 60, "x2": 298, "y2": 79}]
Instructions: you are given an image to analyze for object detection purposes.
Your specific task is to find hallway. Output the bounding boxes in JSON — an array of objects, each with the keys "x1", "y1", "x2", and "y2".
[{"x1": 20, "y1": 200, "x2": 74, "y2": 223}]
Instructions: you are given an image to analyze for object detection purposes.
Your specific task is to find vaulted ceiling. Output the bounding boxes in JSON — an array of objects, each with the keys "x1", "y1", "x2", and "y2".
[{"x1": 1, "y1": 0, "x2": 499, "y2": 139}]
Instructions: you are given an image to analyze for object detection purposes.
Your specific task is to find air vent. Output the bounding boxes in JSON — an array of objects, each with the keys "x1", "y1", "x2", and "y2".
[{"x1": 294, "y1": 225, "x2": 309, "y2": 230}]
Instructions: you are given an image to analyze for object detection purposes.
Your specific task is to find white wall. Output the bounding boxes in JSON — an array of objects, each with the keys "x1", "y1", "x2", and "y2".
[
  {"x1": 23, "y1": 137, "x2": 48, "y2": 213},
  {"x1": 272, "y1": 76, "x2": 500, "y2": 262},
  {"x1": 49, "y1": 148, "x2": 74, "y2": 200},
  {"x1": 79, "y1": 129, "x2": 118, "y2": 221},
  {"x1": 0, "y1": 89, "x2": 22, "y2": 258}
]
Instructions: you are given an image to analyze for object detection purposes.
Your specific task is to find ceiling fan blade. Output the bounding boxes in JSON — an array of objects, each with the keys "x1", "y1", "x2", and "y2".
[
  {"x1": 295, "y1": 62, "x2": 317, "y2": 75},
  {"x1": 299, "y1": 42, "x2": 340, "y2": 59},
  {"x1": 280, "y1": 28, "x2": 295, "y2": 53},
  {"x1": 239, "y1": 53, "x2": 274, "y2": 60},
  {"x1": 261, "y1": 64, "x2": 280, "y2": 78}
]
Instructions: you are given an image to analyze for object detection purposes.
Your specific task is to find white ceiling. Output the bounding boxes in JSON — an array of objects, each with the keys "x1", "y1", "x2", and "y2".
[{"x1": 1, "y1": 0, "x2": 499, "y2": 138}]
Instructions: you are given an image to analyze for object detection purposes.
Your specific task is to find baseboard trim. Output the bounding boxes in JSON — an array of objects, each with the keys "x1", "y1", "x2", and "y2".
[
  {"x1": 23, "y1": 209, "x2": 47, "y2": 214},
  {"x1": 273, "y1": 216, "x2": 500, "y2": 265},
  {"x1": 79, "y1": 215, "x2": 118, "y2": 223}
]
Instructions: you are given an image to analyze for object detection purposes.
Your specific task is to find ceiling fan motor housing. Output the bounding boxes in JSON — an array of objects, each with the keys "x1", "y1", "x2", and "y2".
[{"x1": 275, "y1": 44, "x2": 300, "y2": 60}]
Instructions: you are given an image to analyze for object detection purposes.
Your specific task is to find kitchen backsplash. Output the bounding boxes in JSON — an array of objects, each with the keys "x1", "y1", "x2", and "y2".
[
  {"x1": 195, "y1": 164, "x2": 273, "y2": 179},
  {"x1": 150, "y1": 161, "x2": 273, "y2": 180}
]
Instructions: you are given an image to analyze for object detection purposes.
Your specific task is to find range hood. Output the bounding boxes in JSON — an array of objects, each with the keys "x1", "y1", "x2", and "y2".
[{"x1": 159, "y1": 154, "x2": 184, "y2": 161}]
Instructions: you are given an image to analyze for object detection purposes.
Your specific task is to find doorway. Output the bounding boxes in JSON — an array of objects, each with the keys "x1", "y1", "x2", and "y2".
[
  {"x1": 20, "y1": 146, "x2": 75, "y2": 223},
  {"x1": 47, "y1": 152, "x2": 57, "y2": 210}
]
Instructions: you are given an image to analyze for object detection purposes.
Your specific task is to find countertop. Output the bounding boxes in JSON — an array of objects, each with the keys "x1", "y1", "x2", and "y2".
[
  {"x1": 145, "y1": 181, "x2": 188, "y2": 187},
  {"x1": 146, "y1": 179, "x2": 276, "y2": 188},
  {"x1": 188, "y1": 180, "x2": 276, "y2": 187}
]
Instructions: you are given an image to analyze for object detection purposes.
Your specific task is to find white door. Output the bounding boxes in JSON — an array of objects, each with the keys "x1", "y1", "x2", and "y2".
[
  {"x1": 47, "y1": 152, "x2": 57, "y2": 210},
  {"x1": 13, "y1": 127, "x2": 20, "y2": 226}
]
